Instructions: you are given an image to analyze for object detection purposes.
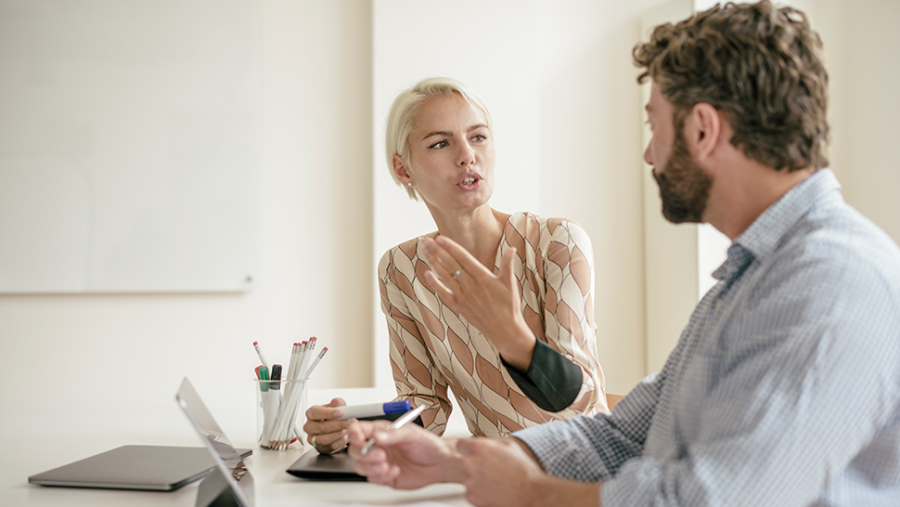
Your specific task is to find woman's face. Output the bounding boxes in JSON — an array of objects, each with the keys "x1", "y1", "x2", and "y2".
[{"x1": 399, "y1": 93, "x2": 495, "y2": 214}]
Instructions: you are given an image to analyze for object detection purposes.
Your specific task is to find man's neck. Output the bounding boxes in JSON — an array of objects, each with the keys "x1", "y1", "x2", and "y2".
[{"x1": 705, "y1": 161, "x2": 815, "y2": 240}]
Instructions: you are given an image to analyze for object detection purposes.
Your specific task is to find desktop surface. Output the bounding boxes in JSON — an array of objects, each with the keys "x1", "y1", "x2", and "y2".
[{"x1": 2, "y1": 388, "x2": 472, "y2": 507}]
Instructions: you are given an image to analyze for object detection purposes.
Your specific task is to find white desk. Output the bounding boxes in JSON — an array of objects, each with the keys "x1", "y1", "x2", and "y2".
[{"x1": 1, "y1": 388, "x2": 473, "y2": 506}]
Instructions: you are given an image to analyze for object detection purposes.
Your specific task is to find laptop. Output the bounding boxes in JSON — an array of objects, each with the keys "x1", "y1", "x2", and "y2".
[{"x1": 27, "y1": 444, "x2": 252, "y2": 491}]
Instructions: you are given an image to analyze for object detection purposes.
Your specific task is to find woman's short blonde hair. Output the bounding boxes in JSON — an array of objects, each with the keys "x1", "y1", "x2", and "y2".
[{"x1": 384, "y1": 77, "x2": 493, "y2": 200}]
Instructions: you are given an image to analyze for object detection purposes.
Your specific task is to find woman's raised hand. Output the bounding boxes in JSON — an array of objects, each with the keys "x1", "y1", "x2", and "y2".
[{"x1": 421, "y1": 236, "x2": 536, "y2": 371}]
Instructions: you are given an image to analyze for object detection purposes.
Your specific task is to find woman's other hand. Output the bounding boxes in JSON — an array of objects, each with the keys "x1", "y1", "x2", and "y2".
[{"x1": 303, "y1": 397, "x2": 352, "y2": 454}]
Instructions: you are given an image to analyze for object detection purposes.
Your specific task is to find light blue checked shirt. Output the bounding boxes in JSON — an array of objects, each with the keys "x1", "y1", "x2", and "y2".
[{"x1": 515, "y1": 170, "x2": 900, "y2": 506}]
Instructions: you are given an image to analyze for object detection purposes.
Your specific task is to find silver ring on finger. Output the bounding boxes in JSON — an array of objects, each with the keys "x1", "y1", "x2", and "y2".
[
  {"x1": 451, "y1": 267, "x2": 463, "y2": 278},
  {"x1": 310, "y1": 434, "x2": 318, "y2": 447}
]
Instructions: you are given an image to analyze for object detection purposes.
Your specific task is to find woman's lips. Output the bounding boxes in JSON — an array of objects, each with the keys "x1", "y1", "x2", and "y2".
[{"x1": 458, "y1": 174, "x2": 482, "y2": 190}]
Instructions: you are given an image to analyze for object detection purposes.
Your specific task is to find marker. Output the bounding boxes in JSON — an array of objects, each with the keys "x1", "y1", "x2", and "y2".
[
  {"x1": 338, "y1": 400, "x2": 411, "y2": 420},
  {"x1": 253, "y1": 341, "x2": 269, "y2": 369},
  {"x1": 360, "y1": 404, "x2": 426, "y2": 455},
  {"x1": 266, "y1": 364, "x2": 284, "y2": 448},
  {"x1": 258, "y1": 366, "x2": 279, "y2": 446}
]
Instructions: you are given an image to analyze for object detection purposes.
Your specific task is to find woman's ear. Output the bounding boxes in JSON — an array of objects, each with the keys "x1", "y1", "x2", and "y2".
[{"x1": 393, "y1": 154, "x2": 412, "y2": 186}]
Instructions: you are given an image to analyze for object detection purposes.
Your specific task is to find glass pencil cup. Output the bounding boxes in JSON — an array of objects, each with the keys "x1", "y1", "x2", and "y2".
[{"x1": 254, "y1": 378, "x2": 308, "y2": 451}]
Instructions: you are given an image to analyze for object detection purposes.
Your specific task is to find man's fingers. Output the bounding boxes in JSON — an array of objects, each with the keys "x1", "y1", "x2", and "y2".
[
  {"x1": 455, "y1": 436, "x2": 488, "y2": 457},
  {"x1": 354, "y1": 458, "x2": 394, "y2": 484},
  {"x1": 347, "y1": 421, "x2": 383, "y2": 456}
]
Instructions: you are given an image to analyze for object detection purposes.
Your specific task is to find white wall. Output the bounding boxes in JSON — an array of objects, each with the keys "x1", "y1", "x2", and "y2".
[
  {"x1": 536, "y1": 0, "x2": 676, "y2": 394},
  {"x1": 814, "y1": 0, "x2": 900, "y2": 245},
  {"x1": 2, "y1": 0, "x2": 898, "y2": 438},
  {"x1": 0, "y1": 0, "x2": 375, "y2": 426}
]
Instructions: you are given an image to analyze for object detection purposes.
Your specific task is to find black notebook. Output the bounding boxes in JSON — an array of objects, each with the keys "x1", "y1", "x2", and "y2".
[{"x1": 286, "y1": 412, "x2": 423, "y2": 481}]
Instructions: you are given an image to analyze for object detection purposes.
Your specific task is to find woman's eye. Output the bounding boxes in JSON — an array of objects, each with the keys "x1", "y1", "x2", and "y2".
[
  {"x1": 428, "y1": 140, "x2": 449, "y2": 149},
  {"x1": 472, "y1": 134, "x2": 487, "y2": 142}
]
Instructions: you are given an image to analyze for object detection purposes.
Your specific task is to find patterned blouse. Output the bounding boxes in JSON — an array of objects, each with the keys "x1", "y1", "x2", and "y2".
[{"x1": 378, "y1": 212, "x2": 608, "y2": 437}]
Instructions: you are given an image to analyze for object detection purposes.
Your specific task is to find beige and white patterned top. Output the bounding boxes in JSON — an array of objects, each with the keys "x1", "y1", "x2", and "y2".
[{"x1": 378, "y1": 212, "x2": 608, "y2": 437}]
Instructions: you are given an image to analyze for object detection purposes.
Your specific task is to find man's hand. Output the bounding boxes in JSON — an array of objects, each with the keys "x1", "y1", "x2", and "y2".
[
  {"x1": 347, "y1": 419, "x2": 464, "y2": 489},
  {"x1": 457, "y1": 438, "x2": 602, "y2": 507}
]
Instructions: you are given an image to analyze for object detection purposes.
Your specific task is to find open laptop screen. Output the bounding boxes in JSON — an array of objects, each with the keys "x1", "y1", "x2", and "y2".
[{"x1": 176, "y1": 378, "x2": 254, "y2": 506}]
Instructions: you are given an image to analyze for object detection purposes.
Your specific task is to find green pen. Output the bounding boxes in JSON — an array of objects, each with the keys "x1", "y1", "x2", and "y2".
[{"x1": 258, "y1": 365, "x2": 270, "y2": 391}]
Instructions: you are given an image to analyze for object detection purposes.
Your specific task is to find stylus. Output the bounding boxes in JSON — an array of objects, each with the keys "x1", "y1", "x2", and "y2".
[{"x1": 359, "y1": 404, "x2": 426, "y2": 455}]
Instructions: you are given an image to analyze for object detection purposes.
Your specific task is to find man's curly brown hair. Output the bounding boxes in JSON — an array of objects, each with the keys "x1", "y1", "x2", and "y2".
[{"x1": 634, "y1": 1, "x2": 829, "y2": 171}]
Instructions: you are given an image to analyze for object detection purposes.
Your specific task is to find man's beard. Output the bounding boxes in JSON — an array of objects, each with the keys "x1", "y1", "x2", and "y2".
[{"x1": 651, "y1": 129, "x2": 712, "y2": 224}]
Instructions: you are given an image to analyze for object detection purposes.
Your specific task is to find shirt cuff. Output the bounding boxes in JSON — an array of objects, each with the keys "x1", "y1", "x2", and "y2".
[{"x1": 502, "y1": 339, "x2": 582, "y2": 412}]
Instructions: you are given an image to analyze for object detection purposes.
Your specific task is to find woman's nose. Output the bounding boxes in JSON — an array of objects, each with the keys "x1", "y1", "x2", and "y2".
[{"x1": 458, "y1": 142, "x2": 475, "y2": 166}]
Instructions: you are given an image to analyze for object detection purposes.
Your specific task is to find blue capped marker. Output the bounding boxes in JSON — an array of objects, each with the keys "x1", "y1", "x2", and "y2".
[{"x1": 337, "y1": 400, "x2": 412, "y2": 420}]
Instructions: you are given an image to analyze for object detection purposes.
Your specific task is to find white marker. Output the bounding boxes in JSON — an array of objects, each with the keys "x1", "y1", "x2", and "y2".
[{"x1": 338, "y1": 400, "x2": 411, "y2": 420}]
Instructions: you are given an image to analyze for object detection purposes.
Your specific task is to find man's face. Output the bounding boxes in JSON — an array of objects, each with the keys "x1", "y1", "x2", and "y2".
[{"x1": 644, "y1": 83, "x2": 712, "y2": 224}]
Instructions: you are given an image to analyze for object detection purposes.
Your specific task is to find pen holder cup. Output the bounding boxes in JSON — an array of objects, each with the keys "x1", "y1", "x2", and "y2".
[{"x1": 254, "y1": 378, "x2": 308, "y2": 451}]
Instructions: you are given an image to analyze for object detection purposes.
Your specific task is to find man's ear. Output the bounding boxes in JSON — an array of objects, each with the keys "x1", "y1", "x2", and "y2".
[
  {"x1": 685, "y1": 103, "x2": 722, "y2": 161},
  {"x1": 392, "y1": 154, "x2": 412, "y2": 186}
]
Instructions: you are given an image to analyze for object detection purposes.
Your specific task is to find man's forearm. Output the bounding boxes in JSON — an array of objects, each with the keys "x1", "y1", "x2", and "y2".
[
  {"x1": 512, "y1": 437, "x2": 603, "y2": 507},
  {"x1": 532, "y1": 476, "x2": 602, "y2": 507}
]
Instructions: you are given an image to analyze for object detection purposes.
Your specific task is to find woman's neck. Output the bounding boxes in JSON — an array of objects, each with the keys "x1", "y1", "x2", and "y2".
[{"x1": 429, "y1": 205, "x2": 510, "y2": 269}]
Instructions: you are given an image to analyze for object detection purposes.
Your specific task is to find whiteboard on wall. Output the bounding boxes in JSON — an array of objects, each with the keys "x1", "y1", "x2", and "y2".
[{"x1": 0, "y1": 0, "x2": 260, "y2": 293}]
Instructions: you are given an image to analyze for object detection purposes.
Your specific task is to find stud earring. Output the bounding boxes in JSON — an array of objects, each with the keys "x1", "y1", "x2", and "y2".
[{"x1": 407, "y1": 182, "x2": 413, "y2": 187}]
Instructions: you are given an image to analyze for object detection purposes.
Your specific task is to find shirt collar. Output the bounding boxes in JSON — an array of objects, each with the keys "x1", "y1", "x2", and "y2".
[{"x1": 712, "y1": 169, "x2": 842, "y2": 281}]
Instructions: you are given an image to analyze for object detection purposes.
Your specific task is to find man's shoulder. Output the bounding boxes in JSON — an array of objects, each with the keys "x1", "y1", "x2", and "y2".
[
  {"x1": 753, "y1": 200, "x2": 900, "y2": 322},
  {"x1": 780, "y1": 199, "x2": 900, "y2": 281}
]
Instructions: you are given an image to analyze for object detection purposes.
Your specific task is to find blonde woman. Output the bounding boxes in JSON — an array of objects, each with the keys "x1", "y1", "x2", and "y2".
[{"x1": 304, "y1": 78, "x2": 608, "y2": 453}]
